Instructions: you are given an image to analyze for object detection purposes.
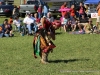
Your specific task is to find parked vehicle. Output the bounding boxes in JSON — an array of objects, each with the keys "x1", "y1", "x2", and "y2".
[
  {"x1": 42, "y1": 0, "x2": 73, "y2": 18},
  {"x1": 0, "y1": 0, "x2": 14, "y2": 17},
  {"x1": 19, "y1": 0, "x2": 44, "y2": 17}
]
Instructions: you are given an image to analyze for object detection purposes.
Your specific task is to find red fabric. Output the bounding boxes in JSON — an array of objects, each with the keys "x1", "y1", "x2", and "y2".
[
  {"x1": 36, "y1": 18, "x2": 40, "y2": 23},
  {"x1": 61, "y1": 5, "x2": 67, "y2": 17},
  {"x1": 37, "y1": 7, "x2": 42, "y2": 13},
  {"x1": 52, "y1": 20, "x2": 61, "y2": 27},
  {"x1": 70, "y1": 8, "x2": 75, "y2": 17},
  {"x1": 8, "y1": 18, "x2": 13, "y2": 25},
  {"x1": 43, "y1": 20, "x2": 52, "y2": 31}
]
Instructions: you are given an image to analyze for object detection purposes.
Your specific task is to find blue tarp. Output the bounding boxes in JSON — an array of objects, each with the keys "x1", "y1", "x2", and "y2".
[{"x1": 84, "y1": 0, "x2": 100, "y2": 4}]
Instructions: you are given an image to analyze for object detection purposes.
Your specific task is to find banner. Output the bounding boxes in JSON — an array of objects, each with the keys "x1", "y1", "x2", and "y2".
[{"x1": 91, "y1": 13, "x2": 98, "y2": 18}]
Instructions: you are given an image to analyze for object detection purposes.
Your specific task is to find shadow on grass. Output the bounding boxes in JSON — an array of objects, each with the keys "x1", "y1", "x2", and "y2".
[
  {"x1": 49, "y1": 58, "x2": 90, "y2": 63},
  {"x1": 55, "y1": 32, "x2": 63, "y2": 35}
]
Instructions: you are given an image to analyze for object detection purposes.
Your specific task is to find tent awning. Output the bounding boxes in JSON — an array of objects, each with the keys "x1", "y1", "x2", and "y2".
[
  {"x1": 42, "y1": 0, "x2": 72, "y2": 2},
  {"x1": 84, "y1": 0, "x2": 100, "y2": 4}
]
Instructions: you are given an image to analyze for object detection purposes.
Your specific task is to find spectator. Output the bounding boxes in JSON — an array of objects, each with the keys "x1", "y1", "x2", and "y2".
[
  {"x1": 2, "y1": 19, "x2": 13, "y2": 37},
  {"x1": 23, "y1": 13, "x2": 35, "y2": 35},
  {"x1": 0, "y1": 26, "x2": 3, "y2": 38},
  {"x1": 0, "y1": 2, "x2": 2, "y2": 5},
  {"x1": 60, "y1": 2, "x2": 67, "y2": 17},
  {"x1": 34, "y1": 13, "x2": 40, "y2": 22},
  {"x1": 78, "y1": 2, "x2": 86, "y2": 18},
  {"x1": 61, "y1": 14, "x2": 69, "y2": 32},
  {"x1": 47, "y1": 12, "x2": 54, "y2": 22},
  {"x1": 96, "y1": 2, "x2": 100, "y2": 30},
  {"x1": 13, "y1": 17, "x2": 21, "y2": 32},
  {"x1": 84, "y1": 19, "x2": 93, "y2": 34},
  {"x1": 43, "y1": 3, "x2": 49, "y2": 17},
  {"x1": 8, "y1": 16, "x2": 13, "y2": 25},
  {"x1": 71, "y1": 17, "x2": 77, "y2": 31},
  {"x1": 70, "y1": 5, "x2": 75, "y2": 20},
  {"x1": 84, "y1": 4, "x2": 89, "y2": 14},
  {"x1": 37, "y1": 5, "x2": 42, "y2": 19},
  {"x1": 78, "y1": 14, "x2": 89, "y2": 32},
  {"x1": 12, "y1": 5, "x2": 19, "y2": 19}
]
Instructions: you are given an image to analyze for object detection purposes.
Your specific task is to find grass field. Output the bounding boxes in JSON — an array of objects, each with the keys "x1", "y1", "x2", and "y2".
[
  {"x1": 0, "y1": 1, "x2": 100, "y2": 75},
  {"x1": 0, "y1": 29, "x2": 100, "y2": 75}
]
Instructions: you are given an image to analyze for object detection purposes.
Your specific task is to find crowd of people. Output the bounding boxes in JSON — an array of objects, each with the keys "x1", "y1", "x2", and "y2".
[
  {"x1": 1, "y1": 2, "x2": 100, "y2": 38},
  {"x1": 1, "y1": 1, "x2": 100, "y2": 63},
  {"x1": 60, "y1": 2, "x2": 99, "y2": 34}
]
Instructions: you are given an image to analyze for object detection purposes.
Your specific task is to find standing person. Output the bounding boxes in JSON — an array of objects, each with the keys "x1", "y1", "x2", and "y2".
[
  {"x1": 78, "y1": 2, "x2": 86, "y2": 18},
  {"x1": 41, "y1": 16, "x2": 55, "y2": 40},
  {"x1": 60, "y1": 2, "x2": 67, "y2": 17},
  {"x1": 70, "y1": 5, "x2": 75, "y2": 20},
  {"x1": 37, "y1": 5, "x2": 42, "y2": 19},
  {"x1": 43, "y1": 3, "x2": 49, "y2": 17},
  {"x1": 33, "y1": 28, "x2": 56, "y2": 64},
  {"x1": 96, "y1": 2, "x2": 100, "y2": 31},
  {"x1": 61, "y1": 14, "x2": 69, "y2": 32},
  {"x1": 12, "y1": 5, "x2": 19, "y2": 19}
]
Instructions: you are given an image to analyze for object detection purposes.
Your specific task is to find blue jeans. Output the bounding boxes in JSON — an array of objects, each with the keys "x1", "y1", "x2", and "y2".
[
  {"x1": 0, "y1": 33, "x2": 3, "y2": 38},
  {"x1": 70, "y1": 16, "x2": 74, "y2": 20},
  {"x1": 17, "y1": 26, "x2": 21, "y2": 32},
  {"x1": 33, "y1": 23, "x2": 38, "y2": 33},
  {"x1": 4, "y1": 34, "x2": 9, "y2": 37},
  {"x1": 27, "y1": 25, "x2": 32, "y2": 34},
  {"x1": 38, "y1": 12, "x2": 42, "y2": 19},
  {"x1": 44, "y1": 13, "x2": 47, "y2": 17}
]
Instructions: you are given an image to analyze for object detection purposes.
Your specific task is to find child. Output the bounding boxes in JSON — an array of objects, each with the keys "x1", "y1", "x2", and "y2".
[
  {"x1": 71, "y1": 17, "x2": 77, "y2": 31},
  {"x1": 61, "y1": 14, "x2": 68, "y2": 32},
  {"x1": 8, "y1": 16, "x2": 13, "y2": 25},
  {"x1": 0, "y1": 26, "x2": 3, "y2": 38}
]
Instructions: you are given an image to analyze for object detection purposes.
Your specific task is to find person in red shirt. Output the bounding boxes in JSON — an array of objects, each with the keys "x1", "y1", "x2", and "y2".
[
  {"x1": 61, "y1": 2, "x2": 67, "y2": 17},
  {"x1": 37, "y1": 5, "x2": 42, "y2": 19},
  {"x1": 8, "y1": 16, "x2": 13, "y2": 25},
  {"x1": 34, "y1": 13, "x2": 40, "y2": 23},
  {"x1": 70, "y1": 5, "x2": 75, "y2": 20}
]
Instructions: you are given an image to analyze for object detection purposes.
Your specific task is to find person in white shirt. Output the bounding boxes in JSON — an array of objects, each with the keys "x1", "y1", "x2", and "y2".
[
  {"x1": 13, "y1": 17, "x2": 21, "y2": 32},
  {"x1": 23, "y1": 13, "x2": 35, "y2": 34},
  {"x1": 47, "y1": 12, "x2": 54, "y2": 22}
]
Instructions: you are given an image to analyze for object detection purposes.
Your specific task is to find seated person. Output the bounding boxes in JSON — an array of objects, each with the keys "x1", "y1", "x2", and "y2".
[
  {"x1": 34, "y1": 13, "x2": 40, "y2": 23},
  {"x1": 78, "y1": 14, "x2": 89, "y2": 32},
  {"x1": 13, "y1": 17, "x2": 21, "y2": 32},
  {"x1": 71, "y1": 17, "x2": 77, "y2": 31},
  {"x1": 0, "y1": 26, "x2": 3, "y2": 38},
  {"x1": 2, "y1": 19, "x2": 14, "y2": 37},
  {"x1": 47, "y1": 12, "x2": 54, "y2": 22},
  {"x1": 84, "y1": 19, "x2": 94, "y2": 34},
  {"x1": 8, "y1": 16, "x2": 13, "y2": 25},
  {"x1": 23, "y1": 13, "x2": 35, "y2": 35}
]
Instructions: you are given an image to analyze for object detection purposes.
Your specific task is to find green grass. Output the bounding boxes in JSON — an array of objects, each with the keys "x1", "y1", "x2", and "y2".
[{"x1": 0, "y1": 28, "x2": 100, "y2": 75}]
